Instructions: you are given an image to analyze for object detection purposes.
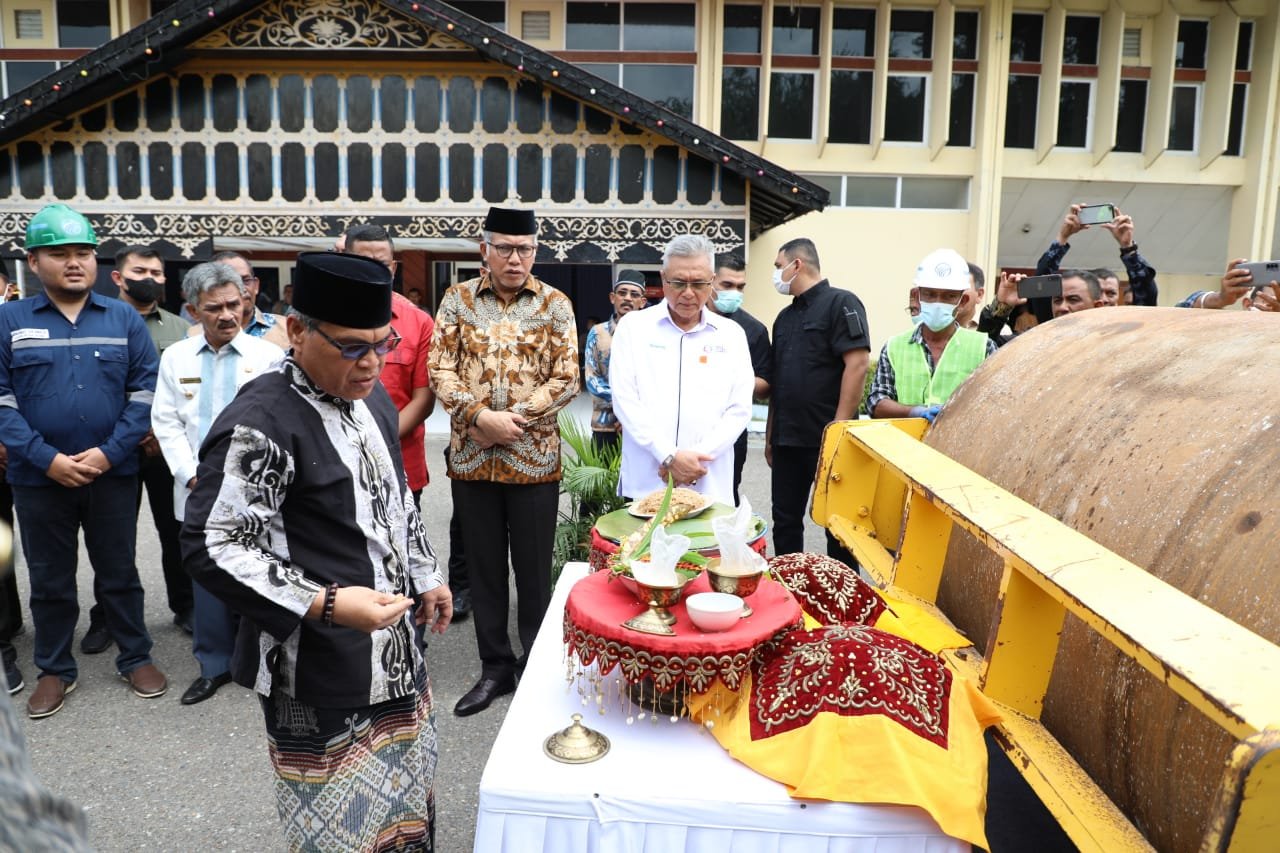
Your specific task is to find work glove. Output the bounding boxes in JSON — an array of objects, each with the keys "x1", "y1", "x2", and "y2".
[{"x1": 908, "y1": 405, "x2": 943, "y2": 424}]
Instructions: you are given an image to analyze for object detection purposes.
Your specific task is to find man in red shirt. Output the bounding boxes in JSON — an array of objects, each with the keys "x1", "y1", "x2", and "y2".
[{"x1": 342, "y1": 226, "x2": 435, "y2": 501}]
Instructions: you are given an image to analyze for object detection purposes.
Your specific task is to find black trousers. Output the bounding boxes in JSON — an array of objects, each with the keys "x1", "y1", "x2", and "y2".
[
  {"x1": 454, "y1": 479, "x2": 558, "y2": 677},
  {"x1": 92, "y1": 452, "x2": 192, "y2": 626},
  {"x1": 731, "y1": 430, "x2": 748, "y2": 506},
  {"x1": 770, "y1": 444, "x2": 854, "y2": 564},
  {"x1": 443, "y1": 448, "x2": 468, "y2": 595}
]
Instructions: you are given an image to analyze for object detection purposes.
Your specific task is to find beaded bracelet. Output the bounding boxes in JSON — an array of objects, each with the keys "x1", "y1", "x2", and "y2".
[{"x1": 322, "y1": 583, "x2": 338, "y2": 626}]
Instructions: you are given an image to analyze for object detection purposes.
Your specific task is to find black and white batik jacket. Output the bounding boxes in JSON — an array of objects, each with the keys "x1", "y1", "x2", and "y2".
[{"x1": 182, "y1": 357, "x2": 442, "y2": 709}]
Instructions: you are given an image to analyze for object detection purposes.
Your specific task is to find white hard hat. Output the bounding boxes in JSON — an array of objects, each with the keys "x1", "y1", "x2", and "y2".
[{"x1": 913, "y1": 248, "x2": 971, "y2": 291}]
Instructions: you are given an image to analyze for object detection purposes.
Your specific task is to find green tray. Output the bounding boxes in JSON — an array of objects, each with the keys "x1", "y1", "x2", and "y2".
[{"x1": 593, "y1": 503, "x2": 767, "y2": 552}]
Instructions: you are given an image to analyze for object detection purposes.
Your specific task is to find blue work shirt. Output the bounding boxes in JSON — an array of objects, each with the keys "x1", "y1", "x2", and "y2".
[{"x1": 0, "y1": 290, "x2": 157, "y2": 485}]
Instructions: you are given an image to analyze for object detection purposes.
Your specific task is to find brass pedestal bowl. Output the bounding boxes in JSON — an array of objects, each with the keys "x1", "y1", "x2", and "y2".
[{"x1": 705, "y1": 560, "x2": 764, "y2": 617}]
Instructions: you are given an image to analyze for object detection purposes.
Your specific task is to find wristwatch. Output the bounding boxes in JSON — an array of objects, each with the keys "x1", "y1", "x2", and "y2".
[
  {"x1": 661, "y1": 453, "x2": 675, "y2": 469},
  {"x1": 992, "y1": 301, "x2": 1014, "y2": 318},
  {"x1": 1119, "y1": 243, "x2": 1138, "y2": 256}
]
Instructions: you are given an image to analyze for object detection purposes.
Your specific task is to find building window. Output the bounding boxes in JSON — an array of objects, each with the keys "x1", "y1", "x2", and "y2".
[
  {"x1": 769, "y1": 5, "x2": 820, "y2": 140},
  {"x1": 1005, "y1": 13, "x2": 1043, "y2": 149},
  {"x1": 889, "y1": 9, "x2": 932, "y2": 59},
  {"x1": 802, "y1": 174, "x2": 969, "y2": 210},
  {"x1": 724, "y1": 4, "x2": 762, "y2": 53},
  {"x1": 1063, "y1": 16, "x2": 1100, "y2": 65},
  {"x1": 829, "y1": 7, "x2": 875, "y2": 145},
  {"x1": 1226, "y1": 21, "x2": 1253, "y2": 157},
  {"x1": 1168, "y1": 84, "x2": 1199, "y2": 151},
  {"x1": 772, "y1": 6, "x2": 820, "y2": 56},
  {"x1": 1176, "y1": 20, "x2": 1208, "y2": 68},
  {"x1": 832, "y1": 7, "x2": 874, "y2": 57},
  {"x1": 56, "y1": 0, "x2": 109, "y2": 48},
  {"x1": 1057, "y1": 17, "x2": 1098, "y2": 149},
  {"x1": 627, "y1": 65, "x2": 694, "y2": 117},
  {"x1": 1166, "y1": 21, "x2": 1208, "y2": 153},
  {"x1": 721, "y1": 67, "x2": 760, "y2": 139},
  {"x1": 624, "y1": 3, "x2": 695, "y2": 51},
  {"x1": 722, "y1": 4, "x2": 761, "y2": 140},
  {"x1": 1114, "y1": 80, "x2": 1147, "y2": 153},
  {"x1": 448, "y1": 2, "x2": 507, "y2": 29},
  {"x1": 1056, "y1": 81, "x2": 1092, "y2": 148},
  {"x1": 4, "y1": 61, "x2": 57, "y2": 98},
  {"x1": 768, "y1": 71, "x2": 815, "y2": 139},
  {"x1": 947, "y1": 10, "x2": 979, "y2": 148},
  {"x1": 829, "y1": 70, "x2": 872, "y2": 144},
  {"x1": 566, "y1": 3, "x2": 619, "y2": 48},
  {"x1": 567, "y1": 2, "x2": 695, "y2": 119},
  {"x1": 885, "y1": 75, "x2": 927, "y2": 143}
]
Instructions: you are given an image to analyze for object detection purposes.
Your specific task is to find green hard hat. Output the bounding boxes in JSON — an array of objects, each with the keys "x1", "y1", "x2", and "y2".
[{"x1": 24, "y1": 204, "x2": 98, "y2": 251}]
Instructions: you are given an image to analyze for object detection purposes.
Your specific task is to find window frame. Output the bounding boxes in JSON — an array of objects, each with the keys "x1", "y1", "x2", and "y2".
[
  {"x1": 1167, "y1": 82, "x2": 1202, "y2": 154},
  {"x1": 767, "y1": 68, "x2": 819, "y2": 142}
]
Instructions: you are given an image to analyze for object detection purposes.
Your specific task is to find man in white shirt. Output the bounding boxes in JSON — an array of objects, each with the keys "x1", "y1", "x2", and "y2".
[
  {"x1": 609, "y1": 234, "x2": 754, "y2": 506},
  {"x1": 151, "y1": 262, "x2": 282, "y2": 705}
]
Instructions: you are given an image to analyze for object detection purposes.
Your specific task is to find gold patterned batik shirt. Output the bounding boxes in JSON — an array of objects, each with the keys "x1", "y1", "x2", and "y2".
[{"x1": 428, "y1": 272, "x2": 579, "y2": 484}]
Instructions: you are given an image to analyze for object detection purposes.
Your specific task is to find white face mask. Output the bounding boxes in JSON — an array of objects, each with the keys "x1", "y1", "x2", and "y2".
[
  {"x1": 772, "y1": 261, "x2": 797, "y2": 295},
  {"x1": 917, "y1": 300, "x2": 957, "y2": 332}
]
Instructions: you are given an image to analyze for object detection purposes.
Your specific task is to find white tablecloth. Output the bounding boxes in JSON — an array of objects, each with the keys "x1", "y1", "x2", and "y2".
[{"x1": 474, "y1": 563, "x2": 966, "y2": 853}]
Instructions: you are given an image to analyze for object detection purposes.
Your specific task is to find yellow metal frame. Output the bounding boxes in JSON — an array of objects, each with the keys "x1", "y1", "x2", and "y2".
[{"x1": 811, "y1": 418, "x2": 1280, "y2": 852}]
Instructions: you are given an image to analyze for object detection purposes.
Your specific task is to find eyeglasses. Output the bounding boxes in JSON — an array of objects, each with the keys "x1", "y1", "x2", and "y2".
[
  {"x1": 314, "y1": 327, "x2": 401, "y2": 360},
  {"x1": 664, "y1": 279, "x2": 714, "y2": 292},
  {"x1": 614, "y1": 288, "x2": 646, "y2": 300},
  {"x1": 489, "y1": 243, "x2": 537, "y2": 259},
  {"x1": 241, "y1": 275, "x2": 259, "y2": 285}
]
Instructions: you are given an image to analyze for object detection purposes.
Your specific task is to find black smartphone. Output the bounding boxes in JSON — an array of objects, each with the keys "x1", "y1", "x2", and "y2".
[
  {"x1": 1017, "y1": 274, "x2": 1063, "y2": 300},
  {"x1": 1078, "y1": 204, "x2": 1116, "y2": 225}
]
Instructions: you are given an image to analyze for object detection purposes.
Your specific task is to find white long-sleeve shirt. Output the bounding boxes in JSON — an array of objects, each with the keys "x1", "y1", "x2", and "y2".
[
  {"x1": 609, "y1": 301, "x2": 754, "y2": 505},
  {"x1": 151, "y1": 331, "x2": 283, "y2": 520}
]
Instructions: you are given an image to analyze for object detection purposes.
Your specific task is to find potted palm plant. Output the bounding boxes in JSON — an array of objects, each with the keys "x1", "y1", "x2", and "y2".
[{"x1": 553, "y1": 411, "x2": 627, "y2": 583}]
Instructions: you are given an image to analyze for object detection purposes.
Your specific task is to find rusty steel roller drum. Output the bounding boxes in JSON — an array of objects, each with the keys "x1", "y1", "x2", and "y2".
[{"x1": 927, "y1": 306, "x2": 1278, "y2": 852}]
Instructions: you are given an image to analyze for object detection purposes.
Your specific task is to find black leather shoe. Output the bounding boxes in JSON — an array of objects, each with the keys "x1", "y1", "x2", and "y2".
[
  {"x1": 451, "y1": 589, "x2": 472, "y2": 622},
  {"x1": 454, "y1": 673, "x2": 515, "y2": 717},
  {"x1": 173, "y1": 610, "x2": 194, "y2": 635},
  {"x1": 80, "y1": 620, "x2": 111, "y2": 655},
  {"x1": 180, "y1": 673, "x2": 232, "y2": 705}
]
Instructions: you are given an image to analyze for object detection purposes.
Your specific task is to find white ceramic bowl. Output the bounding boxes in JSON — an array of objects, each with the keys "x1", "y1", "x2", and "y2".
[{"x1": 685, "y1": 592, "x2": 743, "y2": 632}]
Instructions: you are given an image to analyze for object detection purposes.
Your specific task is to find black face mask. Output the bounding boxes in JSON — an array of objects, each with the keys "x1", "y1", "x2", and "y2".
[{"x1": 125, "y1": 277, "x2": 164, "y2": 305}]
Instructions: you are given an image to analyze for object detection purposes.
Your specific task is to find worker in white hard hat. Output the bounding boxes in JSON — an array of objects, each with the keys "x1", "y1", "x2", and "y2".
[{"x1": 866, "y1": 248, "x2": 997, "y2": 425}]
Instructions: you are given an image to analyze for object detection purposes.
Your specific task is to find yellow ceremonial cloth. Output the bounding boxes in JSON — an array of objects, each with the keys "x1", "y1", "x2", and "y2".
[{"x1": 688, "y1": 627, "x2": 1001, "y2": 850}]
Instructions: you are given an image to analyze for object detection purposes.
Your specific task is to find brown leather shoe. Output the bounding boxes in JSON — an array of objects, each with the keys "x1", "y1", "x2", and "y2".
[
  {"x1": 121, "y1": 663, "x2": 168, "y2": 699},
  {"x1": 27, "y1": 675, "x2": 76, "y2": 719}
]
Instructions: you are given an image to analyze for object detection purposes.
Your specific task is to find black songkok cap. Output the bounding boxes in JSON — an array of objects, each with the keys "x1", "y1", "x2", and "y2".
[
  {"x1": 483, "y1": 207, "x2": 537, "y2": 236},
  {"x1": 614, "y1": 269, "x2": 646, "y2": 291},
  {"x1": 293, "y1": 251, "x2": 392, "y2": 329}
]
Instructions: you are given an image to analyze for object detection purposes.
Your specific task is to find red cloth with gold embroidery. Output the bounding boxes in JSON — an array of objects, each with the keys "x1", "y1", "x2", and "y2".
[
  {"x1": 767, "y1": 552, "x2": 888, "y2": 626},
  {"x1": 686, "y1": 623, "x2": 1001, "y2": 848},
  {"x1": 563, "y1": 569, "x2": 802, "y2": 694},
  {"x1": 768, "y1": 552, "x2": 970, "y2": 653}
]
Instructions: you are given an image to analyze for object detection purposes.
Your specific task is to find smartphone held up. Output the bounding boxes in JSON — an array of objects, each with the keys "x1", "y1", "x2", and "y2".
[
  {"x1": 1077, "y1": 204, "x2": 1117, "y2": 226},
  {"x1": 1017, "y1": 274, "x2": 1063, "y2": 301}
]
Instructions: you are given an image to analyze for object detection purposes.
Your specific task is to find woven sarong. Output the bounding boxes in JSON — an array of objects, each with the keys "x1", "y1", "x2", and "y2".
[{"x1": 261, "y1": 671, "x2": 437, "y2": 853}]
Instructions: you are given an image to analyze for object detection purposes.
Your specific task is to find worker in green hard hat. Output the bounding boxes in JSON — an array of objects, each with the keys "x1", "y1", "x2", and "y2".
[{"x1": 0, "y1": 204, "x2": 167, "y2": 718}]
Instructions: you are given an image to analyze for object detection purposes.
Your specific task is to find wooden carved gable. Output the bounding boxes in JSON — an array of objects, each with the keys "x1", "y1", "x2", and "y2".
[{"x1": 193, "y1": 0, "x2": 468, "y2": 50}]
